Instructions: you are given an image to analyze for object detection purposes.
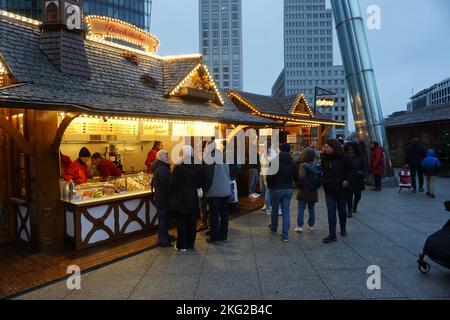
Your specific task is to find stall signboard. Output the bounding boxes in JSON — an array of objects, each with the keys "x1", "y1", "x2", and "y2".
[
  {"x1": 85, "y1": 15, "x2": 160, "y2": 53},
  {"x1": 172, "y1": 123, "x2": 216, "y2": 137},
  {"x1": 259, "y1": 128, "x2": 273, "y2": 136},
  {"x1": 63, "y1": 117, "x2": 138, "y2": 141},
  {"x1": 141, "y1": 122, "x2": 169, "y2": 140},
  {"x1": 287, "y1": 135, "x2": 297, "y2": 144}
]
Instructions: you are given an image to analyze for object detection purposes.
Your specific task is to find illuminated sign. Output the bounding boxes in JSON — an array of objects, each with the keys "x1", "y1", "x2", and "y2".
[
  {"x1": 85, "y1": 15, "x2": 160, "y2": 53},
  {"x1": 316, "y1": 98, "x2": 335, "y2": 107}
]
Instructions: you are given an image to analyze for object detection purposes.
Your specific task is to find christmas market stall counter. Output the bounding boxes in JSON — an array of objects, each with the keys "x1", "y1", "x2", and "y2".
[{"x1": 61, "y1": 173, "x2": 157, "y2": 250}]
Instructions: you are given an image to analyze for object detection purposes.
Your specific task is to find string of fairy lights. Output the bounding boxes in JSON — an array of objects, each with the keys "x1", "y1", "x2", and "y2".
[
  {"x1": 169, "y1": 63, "x2": 225, "y2": 106},
  {"x1": 228, "y1": 91, "x2": 345, "y2": 127},
  {"x1": 290, "y1": 93, "x2": 315, "y2": 117}
]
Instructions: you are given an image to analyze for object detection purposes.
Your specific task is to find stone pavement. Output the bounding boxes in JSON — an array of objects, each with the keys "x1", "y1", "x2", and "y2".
[{"x1": 16, "y1": 178, "x2": 450, "y2": 300}]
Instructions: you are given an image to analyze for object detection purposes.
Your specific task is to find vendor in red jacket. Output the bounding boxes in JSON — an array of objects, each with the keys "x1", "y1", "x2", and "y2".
[
  {"x1": 64, "y1": 147, "x2": 91, "y2": 184},
  {"x1": 145, "y1": 141, "x2": 163, "y2": 174},
  {"x1": 91, "y1": 152, "x2": 122, "y2": 177}
]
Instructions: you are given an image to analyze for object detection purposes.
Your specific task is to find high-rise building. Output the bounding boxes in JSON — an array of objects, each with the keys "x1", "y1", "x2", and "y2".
[
  {"x1": 408, "y1": 77, "x2": 450, "y2": 112},
  {"x1": 0, "y1": 0, "x2": 152, "y2": 31},
  {"x1": 272, "y1": 0, "x2": 348, "y2": 138},
  {"x1": 199, "y1": 0, "x2": 243, "y2": 91}
]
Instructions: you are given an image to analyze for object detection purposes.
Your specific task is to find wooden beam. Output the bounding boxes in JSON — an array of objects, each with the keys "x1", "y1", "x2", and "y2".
[
  {"x1": 0, "y1": 115, "x2": 33, "y2": 154},
  {"x1": 320, "y1": 125, "x2": 332, "y2": 139},
  {"x1": 50, "y1": 112, "x2": 80, "y2": 155}
]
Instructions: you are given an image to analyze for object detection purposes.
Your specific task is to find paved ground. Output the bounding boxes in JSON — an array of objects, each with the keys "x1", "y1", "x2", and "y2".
[{"x1": 16, "y1": 177, "x2": 450, "y2": 300}]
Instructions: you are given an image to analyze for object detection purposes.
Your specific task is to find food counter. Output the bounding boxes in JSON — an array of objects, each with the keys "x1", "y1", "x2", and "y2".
[{"x1": 62, "y1": 173, "x2": 158, "y2": 250}]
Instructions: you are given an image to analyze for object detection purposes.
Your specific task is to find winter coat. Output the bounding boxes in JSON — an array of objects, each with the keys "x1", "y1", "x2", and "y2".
[
  {"x1": 370, "y1": 146, "x2": 385, "y2": 175},
  {"x1": 297, "y1": 148, "x2": 318, "y2": 203},
  {"x1": 321, "y1": 152, "x2": 354, "y2": 199},
  {"x1": 421, "y1": 149, "x2": 441, "y2": 176},
  {"x1": 97, "y1": 158, "x2": 122, "y2": 177},
  {"x1": 64, "y1": 159, "x2": 89, "y2": 184},
  {"x1": 405, "y1": 142, "x2": 426, "y2": 168},
  {"x1": 169, "y1": 157, "x2": 202, "y2": 215},
  {"x1": 267, "y1": 152, "x2": 299, "y2": 190},
  {"x1": 151, "y1": 160, "x2": 171, "y2": 211},
  {"x1": 145, "y1": 148, "x2": 159, "y2": 174},
  {"x1": 347, "y1": 154, "x2": 368, "y2": 192}
]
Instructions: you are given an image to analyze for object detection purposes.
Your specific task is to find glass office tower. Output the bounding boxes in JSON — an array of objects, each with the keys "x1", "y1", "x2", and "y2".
[
  {"x1": 0, "y1": 0, "x2": 152, "y2": 31},
  {"x1": 199, "y1": 0, "x2": 243, "y2": 91}
]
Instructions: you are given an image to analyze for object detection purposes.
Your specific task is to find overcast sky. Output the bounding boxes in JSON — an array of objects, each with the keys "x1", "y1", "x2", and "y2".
[{"x1": 151, "y1": 0, "x2": 450, "y2": 129}]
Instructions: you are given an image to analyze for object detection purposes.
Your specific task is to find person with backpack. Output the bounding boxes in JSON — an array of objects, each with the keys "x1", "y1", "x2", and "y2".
[
  {"x1": 151, "y1": 150, "x2": 175, "y2": 247},
  {"x1": 295, "y1": 147, "x2": 321, "y2": 233},
  {"x1": 344, "y1": 142, "x2": 368, "y2": 216},
  {"x1": 421, "y1": 149, "x2": 441, "y2": 199}
]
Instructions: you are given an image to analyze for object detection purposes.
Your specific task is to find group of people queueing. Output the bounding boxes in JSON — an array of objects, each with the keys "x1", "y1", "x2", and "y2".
[{"x1": 150, "y1": 143, "x2": 234, "y2": 251}]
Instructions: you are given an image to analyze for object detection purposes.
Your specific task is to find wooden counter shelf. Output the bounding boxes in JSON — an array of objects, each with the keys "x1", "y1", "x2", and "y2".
[{"x1": 63, "y1": 191, "x2": 158, "y2": 250}]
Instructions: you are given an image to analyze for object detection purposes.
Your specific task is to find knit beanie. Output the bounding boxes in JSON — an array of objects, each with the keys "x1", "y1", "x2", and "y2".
[{"x1": 79, "y1": 147, "x2": 91, "y2": 158}]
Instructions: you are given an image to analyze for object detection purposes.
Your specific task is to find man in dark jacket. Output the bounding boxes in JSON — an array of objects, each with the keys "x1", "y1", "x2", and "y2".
[
  {"x1": 151, "y1": 150, "x2": 173, "y2": 247},
  {"x1": 344, "y1": 142, "x2": 368, "y2": 216},
  {"x1": 169, "y1": 146, "x2": 202, "y2": 251},
  {"x1": 267, "y1": 143, "x2": 299, "y2": 242},
  {"x1": 405, "y1": 138, "x2": 426, "y2": 193},
  {"x1": 321, "y1": 139, "x2": 354, "y2": 243}
]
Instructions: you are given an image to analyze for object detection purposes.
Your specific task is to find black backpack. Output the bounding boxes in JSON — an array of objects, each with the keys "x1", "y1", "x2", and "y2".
[{"x1": 305, "y1": 163, "x2": 322, "y2": 190}]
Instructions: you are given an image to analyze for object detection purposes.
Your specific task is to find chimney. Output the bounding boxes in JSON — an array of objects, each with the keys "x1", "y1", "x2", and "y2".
[{"x1": 40, "y1": 0, "x2": 90, "y2": 77}]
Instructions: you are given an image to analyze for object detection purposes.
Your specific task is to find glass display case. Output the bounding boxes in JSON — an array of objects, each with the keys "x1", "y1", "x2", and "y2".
[{"x1": 61, "y1": 172, "x2": 152, "y2": 202}]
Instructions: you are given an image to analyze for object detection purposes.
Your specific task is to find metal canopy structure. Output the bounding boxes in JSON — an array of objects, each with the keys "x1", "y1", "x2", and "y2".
[{"x1": 331, "y1": 0, "x2": 393, "y2": 176}]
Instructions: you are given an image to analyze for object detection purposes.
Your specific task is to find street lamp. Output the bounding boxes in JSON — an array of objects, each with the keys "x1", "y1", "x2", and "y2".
[{"x1": 314, "y1": 86, "x2": 336, "y2": 114}]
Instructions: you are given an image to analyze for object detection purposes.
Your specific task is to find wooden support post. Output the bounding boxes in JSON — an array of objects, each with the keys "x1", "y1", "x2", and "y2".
[{"x1": 0, "y1": 115, "x2": 34, "y2": 154}]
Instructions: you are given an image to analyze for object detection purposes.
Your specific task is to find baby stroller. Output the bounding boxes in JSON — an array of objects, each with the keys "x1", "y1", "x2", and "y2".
[
  {"x1": 398, "y1": 164, "x2": 413, "y2": 193},
  {"x1": 417, "y1": 201, "x2": 450, "y2": 273}
]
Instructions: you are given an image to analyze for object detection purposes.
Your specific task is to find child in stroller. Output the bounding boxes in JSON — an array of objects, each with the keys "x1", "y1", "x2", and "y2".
[{"x1": 398, "y1": 164, "x2": 413, "y2": 193}]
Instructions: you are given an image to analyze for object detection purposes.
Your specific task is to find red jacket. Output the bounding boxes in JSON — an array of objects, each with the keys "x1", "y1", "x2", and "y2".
[
  {"x1": 64, "y1": 159, "x2": 89, "y2": 184},
  {"x1": 370, "y1": 146, "x2": 386, "y2": 175},
  {"x1": 60, "y1": 154, "x2": 72, "y2": 170},
  {"x1": 98, "y1": 158, "x2": 122, "y2": 177},
  {"x1": 145, "y1": 148, "x2": 158, "y2": 173}
]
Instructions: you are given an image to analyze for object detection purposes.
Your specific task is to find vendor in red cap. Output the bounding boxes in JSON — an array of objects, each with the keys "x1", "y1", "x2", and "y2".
[
  {"x1": 64, "y1": 147, "x2": 91, "y2": 184},
  {"x1": 91, "y1": 152, "x2": 122, "y2": 178}
]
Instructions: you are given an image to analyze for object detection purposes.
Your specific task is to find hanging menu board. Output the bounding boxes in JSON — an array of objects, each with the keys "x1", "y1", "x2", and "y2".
[
  {"x1": 63, "y1": 118, "x2": 139, "y2": 142},
  {"x1": 141, "y1": 122, "x2": 169, "y2": 140},
  {"x1": 172, "y1": 123, "x2": 216, "y2": 137}
]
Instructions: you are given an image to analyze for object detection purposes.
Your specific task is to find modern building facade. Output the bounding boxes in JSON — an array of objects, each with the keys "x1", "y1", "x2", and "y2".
[
  {"x1": 199, "y1": 0, "x2": 243, "y2": 91},
  {"x1": 0, "y1": 0, "x2": 152, "y2": 31},
  {"x1": 409, "y1": 77, "x2": 450, "y2": 111},
  {"x1": 272, "y1": 0, "x2": 348, "y2": 138}
]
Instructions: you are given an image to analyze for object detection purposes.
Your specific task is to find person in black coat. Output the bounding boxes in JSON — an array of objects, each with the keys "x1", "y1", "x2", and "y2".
[
  {"x1": 169, "y1": 146, "x2": 202, "y2": 252},
  {"x1": 405, "y1": 138, "x2": 426, "y2": 193},
  {"x1": 267, "y1": 143, "x2": 299, "y2": 242},
  {"x1": 344, "y1": 142, "x2": 368, "y2": 216},
  {"x1": 321, "y1": 139, "x2": 354, "y2": 243},
  {"x1": 151, "y1": 150, "x2": 173, "y2": 247}
]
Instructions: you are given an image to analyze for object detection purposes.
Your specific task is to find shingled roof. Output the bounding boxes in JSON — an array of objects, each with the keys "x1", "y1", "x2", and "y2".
[
  {"x1": 229, "y1": 90, "x2": 344, "y2": 126},
  {"x1": 385, "y1": 103, "x2": 450, "y2": 127},
  {"x1": 0, "y1": 16, "x2": 275, "y2": 126}
]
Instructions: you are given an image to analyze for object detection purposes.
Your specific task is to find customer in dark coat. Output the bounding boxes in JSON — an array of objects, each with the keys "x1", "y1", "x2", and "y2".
[
  {"x1": 170, "y1": 146, "x2": 202, "y2": 251},
  {"x1": 267, "y1": 143, "x2": 299, "y2": 242},
  {"x1": 151, "y1": 150, "x2": 173, "y2": 247},
  {"x1": 405, "y1": 138, "x2": 426, "y2": 193},
  {"x1": 321, "y1": 139, "x2": 354, "y2": 243},
  {"x1": 344, "y1": 142, "x2": 368, "y2": 216},
  {"x1": 296, "y1": 147, "x2": 319, "y2": 232}
]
